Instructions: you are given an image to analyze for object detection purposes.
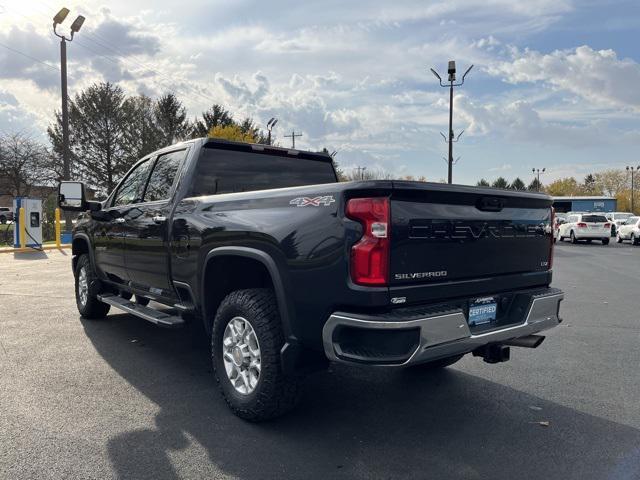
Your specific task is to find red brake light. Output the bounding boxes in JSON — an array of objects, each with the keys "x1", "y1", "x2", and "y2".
[
  {"x1": 577, "y1": 222, "x2": 587, "y2": 228},
  {"x1": 604, "y1": 223, "x2": 611, "y2": 228},
  {"x1": 346, "y1": 197, "x2": 390, "y2": 286}
]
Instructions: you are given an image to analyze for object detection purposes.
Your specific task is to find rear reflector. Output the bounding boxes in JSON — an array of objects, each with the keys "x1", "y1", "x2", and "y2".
[{"x1": 346, "y1": 197, "x2": 390, "y2": 286}]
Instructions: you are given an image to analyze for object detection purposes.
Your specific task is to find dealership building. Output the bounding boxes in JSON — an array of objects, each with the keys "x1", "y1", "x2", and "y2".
[{"x1": 552, "y1": 196, "x2": 617, "y2": 213}]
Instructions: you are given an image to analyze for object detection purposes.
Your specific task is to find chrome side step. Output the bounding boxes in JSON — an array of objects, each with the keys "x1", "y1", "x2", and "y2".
[{"x1": 98, "y1": 293, "x2": 185, "y2": 328}]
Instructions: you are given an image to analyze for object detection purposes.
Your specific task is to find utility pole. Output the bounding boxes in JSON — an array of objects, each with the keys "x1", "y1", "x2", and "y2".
[
  {"x1": 353, "y1": 166, "x2": 367, "y2": 180},
  {"x1": 430, "y1": 61, "x2": 473, "y2": 184},
  {"x1": 266, "y1": 117, "x2": 278, "y2": 145},
  {"x1": 627, "y1": 166, "x2": 640, "y2": 213},
  {"x1": 532, "y1": 168, "x2": 546, "y2": 192},
  {"x1": 53, "y1": 8, "x2": 85, "y2": 232},
  {"x1": 284, "y1": 130, "x2": 302, "y2": 149}
]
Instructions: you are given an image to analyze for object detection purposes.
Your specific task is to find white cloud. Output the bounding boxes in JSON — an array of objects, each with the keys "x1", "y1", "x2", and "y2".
[{"x1": 487, "y1": 45, "x2": 640, "y2": 110}]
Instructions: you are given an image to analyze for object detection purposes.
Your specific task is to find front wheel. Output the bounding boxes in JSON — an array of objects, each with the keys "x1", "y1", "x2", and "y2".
[
  {"x1": 75, "y1": 254, "x2": 110, "y2": 319},
  {"x1": 632, "y1": 233, "x2": 638, "y2": 246},
  {"x1": 211, "y1": 288, "x2": 301, "y2": 421},
  {"x1": 617, "y1": 234, "x2": 623, "y2": 243}
]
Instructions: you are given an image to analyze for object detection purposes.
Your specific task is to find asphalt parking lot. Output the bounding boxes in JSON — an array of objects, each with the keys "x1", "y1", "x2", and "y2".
[{"x1": 1, "y1": 242, "x2": 639, "y2": 479}]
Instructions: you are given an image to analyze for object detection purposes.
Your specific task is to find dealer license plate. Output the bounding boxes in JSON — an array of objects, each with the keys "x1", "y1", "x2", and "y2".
[{"x1": 469, "y1": 297, "x2": 497, "y2": 326}]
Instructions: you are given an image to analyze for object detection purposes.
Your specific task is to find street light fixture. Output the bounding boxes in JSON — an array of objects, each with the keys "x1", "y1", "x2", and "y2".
[
  {"x1": 266, "y1": 117, "x2": 278, "y2": 145},
  {"x1": 532, "y1": 168, "x2": 546, "y2": 192},
  {"x1": 626, "y1": 166, "x2": 640, "y2": 213},
  {"x1": 53, "y1": 7, "x2": 85, "y2": 233},
  {"x1": 430, "y1": 60, "x2": 473, "y2": 184}
]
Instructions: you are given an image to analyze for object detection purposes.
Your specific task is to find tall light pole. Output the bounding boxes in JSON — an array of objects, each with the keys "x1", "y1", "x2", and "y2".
[
  {"x1": 266, "y1": 117, "x2": 278, "y2": 145},
  {"x1": 532, "y1": 168, "x2": 546, "y2": 192},
  {"x1": 626, "y1": 166, "x2": 640, "y2": 213},
  {"x1": 430, "y1": 61, "x2": 473, "y2": 184},
  {"x1": 53, "y1": 7, "x2": 84, "y2": 232}
]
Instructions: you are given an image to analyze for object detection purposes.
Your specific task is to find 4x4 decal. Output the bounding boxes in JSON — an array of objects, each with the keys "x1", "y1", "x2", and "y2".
[{"x1": 289, "y1": 196, "x2": 335, "y2": 207}]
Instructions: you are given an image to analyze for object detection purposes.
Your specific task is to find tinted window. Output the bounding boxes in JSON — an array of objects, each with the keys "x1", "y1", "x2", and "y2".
[
  {"x1": 144, "y1": 150, "x2": 185, "y2": 202},
  {"x1": 112, "y1": 159, "x2": 152, "y2": 206},
  {"x1": 582, "y1": 215, "x2": 608, "y2": 223},
  {"x1": 190, "y1": 148, "x2": 337, "y2": 196}
]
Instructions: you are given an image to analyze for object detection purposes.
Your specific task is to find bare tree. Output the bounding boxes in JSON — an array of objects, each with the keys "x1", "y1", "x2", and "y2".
[{"x1": 0, "y1": 132, "x2": 51, "y2": 197}]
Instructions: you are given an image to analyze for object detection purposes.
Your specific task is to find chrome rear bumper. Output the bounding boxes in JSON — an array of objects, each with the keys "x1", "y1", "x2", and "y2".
[{"x1": 322, "y1": 289, "x2": 563, "y2": 366}]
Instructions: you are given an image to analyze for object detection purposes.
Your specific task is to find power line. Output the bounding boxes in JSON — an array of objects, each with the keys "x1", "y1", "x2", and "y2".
[
  {"x1": 0, "y1": 41, "x2": 59, "y2": 71},
  {"x1": 30, "y1": 0, "x2": 223, "y2": 108}
]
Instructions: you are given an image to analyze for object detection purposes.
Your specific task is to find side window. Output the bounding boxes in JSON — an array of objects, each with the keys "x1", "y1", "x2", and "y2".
[
  {"x1": 112, "y1": 159, "x2": 152, "y2": 207},
  {"x1": 144, "y1": 150, "x2": 186, "y2": 202}
]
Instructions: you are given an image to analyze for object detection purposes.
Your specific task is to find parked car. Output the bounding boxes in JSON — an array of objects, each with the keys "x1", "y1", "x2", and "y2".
[
  {"x1": 605, "y1": 212, "x2": 634, "y2": 236},
  {"x1": 553, "y1": 215, "x2": 567, "y2": 243},
  {"x1": 0, "y1": 207, "x2": 13, "y2": 224},
  {"x1": 558, "y1": 213, "x2": 611, "y2": 245},
  {"x1": 58, "y1": 137, "x2": 564, "y2": 421},
  {"x1": 616, "y1": 216, "x2": 640, "y2": 245}
]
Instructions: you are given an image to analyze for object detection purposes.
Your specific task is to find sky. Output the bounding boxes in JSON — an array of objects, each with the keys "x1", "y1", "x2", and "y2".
[{"x1": 1, "y1": 0, "x2": 639, "y2": 185}]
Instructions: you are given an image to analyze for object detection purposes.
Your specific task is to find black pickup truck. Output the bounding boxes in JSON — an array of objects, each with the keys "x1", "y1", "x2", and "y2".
[{"x1": 59, "y1": 137, "x2": 563, "y2": 421}]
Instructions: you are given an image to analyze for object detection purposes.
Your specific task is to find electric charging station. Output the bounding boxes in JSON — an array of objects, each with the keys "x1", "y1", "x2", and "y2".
[{"x1": 13, "y1": 197, "x2": 43, "y2": 248}]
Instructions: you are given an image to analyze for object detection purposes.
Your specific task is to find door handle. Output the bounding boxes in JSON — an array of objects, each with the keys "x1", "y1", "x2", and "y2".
[
  {"x1": 114, "y1": 218, "x2": 126, "y2": 224},
  {"x1": 152, "y1": 216, "x2": 166, "y2": 224}
]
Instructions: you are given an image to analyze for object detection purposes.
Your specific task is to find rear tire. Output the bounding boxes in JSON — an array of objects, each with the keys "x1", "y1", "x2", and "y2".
[
  {"x1": 602, "y1": 238, "x2": 609, "y2": 245},
  {"x1": 409, "y1": 354, "x2": 464, "y2": 370},
  {"x1": 570, "y1": 231, "x2": 578, "y2": 244},
  {"x1": 75, "y1": 254, "x2": 110, "y2": 319},
  {"x1": 632, "y1": 233, "x2": 638, "y2": 246},
  {"x1": 211, "y1": 288, "x2": 301, "y2": 421}
]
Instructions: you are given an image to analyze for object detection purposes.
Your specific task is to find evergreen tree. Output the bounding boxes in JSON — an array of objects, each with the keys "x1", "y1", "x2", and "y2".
[
  {"x1": 154, "y1": 93, "x2": 190, "y2": 146},
  {"x1": 48, "y1": 82, "x2": 133, "y2": 193},
  {"x1": 528, "y1": 178, "x2": 543, "y2": 192},
  {"x1": 510, "y1": 177, "x2": 526, "y2": 190},
  {"x1": 192, "y1": 104, "x2": 234, "y2": 137},
  {"x1": 492, "y1": 177, "x2": 509, "y2": 189},
  {"x1": 476, "y1": 179, "x2": 490, "y2": 187}
]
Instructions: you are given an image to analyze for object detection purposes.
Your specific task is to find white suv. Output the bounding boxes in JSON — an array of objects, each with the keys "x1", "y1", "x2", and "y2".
[
  {"x1": 615, "y1": 216, "x2": 640, "y2": 245},
  {"x1": 605, "y1": 212, "x2": 634, "y2": 236},
  {"x1": 558, "y1": 213, "x2": 611, "y2": 245}
]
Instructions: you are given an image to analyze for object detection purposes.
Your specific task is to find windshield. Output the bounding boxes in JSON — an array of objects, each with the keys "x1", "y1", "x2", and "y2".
[
  {"x1": 614, "y1": 213, "x2": 632, "y2": 220},
  {"x1": 581, "y1": 215, "x2": 608, "y2": 223}
]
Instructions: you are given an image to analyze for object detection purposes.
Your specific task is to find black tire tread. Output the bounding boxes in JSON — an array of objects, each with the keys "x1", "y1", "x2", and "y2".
[
  {"x1": 75, "y1": 254, "x2": 110, "y2": 319},
  {"x1": 212, "y1": 288, "x2": 301, "y2": 421}
]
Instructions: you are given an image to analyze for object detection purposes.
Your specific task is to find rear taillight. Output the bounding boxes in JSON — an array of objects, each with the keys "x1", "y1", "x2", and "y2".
[
  {"x1": 577, "y1": 222, "x2": 587, "y2": 228},
  {"x1": 604, "y1": 223, "x2": 611, "y2": 228},
  {"x1": 549, "y1": 208, "x2": 555, "y2": 270},
  {"x1": 346, "y1": 197, "x2": 390, "y2": 286}
]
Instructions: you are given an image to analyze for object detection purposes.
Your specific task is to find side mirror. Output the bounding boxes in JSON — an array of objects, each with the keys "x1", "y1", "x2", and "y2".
[
  {"x1": 58, "y1": 181, "x2": 86, "y2": 211},
  {"x1": 58, "y1": 181, "x2": 102, "y2": 212}
]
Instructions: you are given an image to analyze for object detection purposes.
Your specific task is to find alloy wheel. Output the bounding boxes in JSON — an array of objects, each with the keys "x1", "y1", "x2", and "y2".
[
  {"x1": 222, "y1": 316, "x2": 262, "y2": 395},
  {"x1": 78, "y1": 266, "x2": 89, "y2": 307}
]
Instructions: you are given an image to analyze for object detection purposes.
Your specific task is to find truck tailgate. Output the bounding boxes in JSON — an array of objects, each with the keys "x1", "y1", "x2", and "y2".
[{"x1": 389, "y1": 182, "x2": 553, "y2": 287}]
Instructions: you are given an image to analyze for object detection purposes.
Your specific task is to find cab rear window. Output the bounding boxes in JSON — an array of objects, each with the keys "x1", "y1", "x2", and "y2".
[{"x1": 190, "y1": 147, "x2": 337, "y2": 196}]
